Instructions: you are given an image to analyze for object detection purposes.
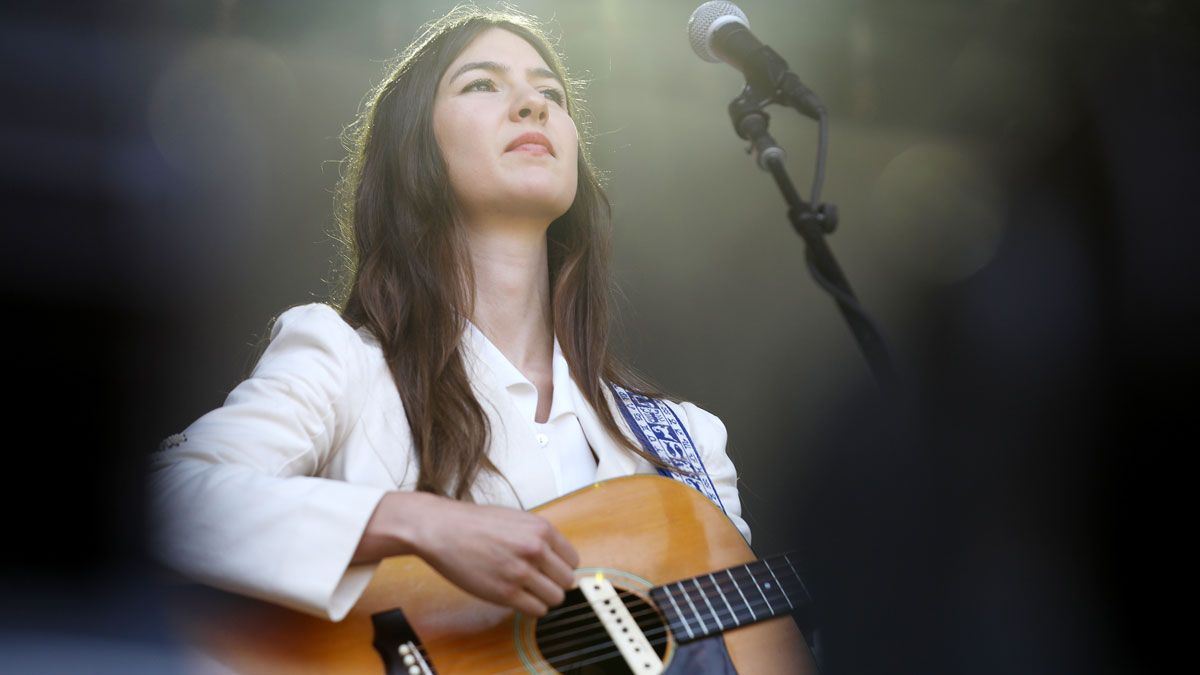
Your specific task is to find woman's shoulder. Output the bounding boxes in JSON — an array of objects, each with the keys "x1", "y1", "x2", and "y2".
[
  {"x1": 250, "y1": 302, "x2": 387, "y2": 390},
  {"x1": 607, "y1": 383, "x2": 727, "y2": 447},
  {"x1": 269, "y1": 302, "x2": 381, "y2": 353},
  {"x1": 671, "y1": 399, "x2": 725, "y2": 431},
  {"x1": 665, "y1": 399, "x2": 728, "y2": 450},
  {"x1": 270, "y1": 302, "x2": 349, "y2": 335}
]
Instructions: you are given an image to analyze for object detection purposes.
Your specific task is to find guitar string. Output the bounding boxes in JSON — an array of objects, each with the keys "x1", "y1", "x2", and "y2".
[
  {"x1": 408, "y1": 560, "x2": 807, "y2": 672},
  {"x1": 535, "y1": 571, "x2": 806, "y2": 653},
  {"x1": 535, "y1": 554, "x2": 803, "y2": 628},
  {"x1": 525, "y1": 571, "x2": 806, "y2": 653},
  {"x1": 500, "y1": 571, "x2": 804, "y2": 675},
  {"x1": 482, "y1": 631, "x2": 680, "y2": 675},
  {"x1": 403, "y1": 574, "x2": 809, "y2": 673},
  {"x1": 406, "y1": 557, "x2": 806, "y2": 667},
  {"x1": 540, "y1": 569, "x2": 807, "y2": 655},
  {"x1": 532, "y1": 555, "x2": 805, "y2": 632},
  {"x1": 542, "y1": 577, "x2": 801, "y2": 645},
  {"x1": 534, "y1": 573, "x2": 807, "y2": 644},
  {"x1": 493, "y1": 596, "x2": 810, "y2": 675},
  {"x1": 485, "y1": 625, "x2": 672, "y2": 675},
  {"x1": 533, "y1": 615, "x2": 680, "y2": 662},
  {"x1": 531, "y1": 628, "x2": 672, "y2": 673},
  {"x1": 432, "y1": 571, "x2": 806, "y2": 672},
  {"x1": 544, "y1": 633, "x2": 675, "y2": 674}
]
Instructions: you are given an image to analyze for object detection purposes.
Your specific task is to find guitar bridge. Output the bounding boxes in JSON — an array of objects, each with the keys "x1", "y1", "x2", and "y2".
[{"x1": 372, "y1": 609, "x2": 435, "y2": 675}]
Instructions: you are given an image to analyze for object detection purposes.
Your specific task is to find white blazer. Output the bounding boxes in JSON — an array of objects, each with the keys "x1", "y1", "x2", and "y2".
[{"x1": 147, "y1": 303, "x2": 750, "y2": 622}]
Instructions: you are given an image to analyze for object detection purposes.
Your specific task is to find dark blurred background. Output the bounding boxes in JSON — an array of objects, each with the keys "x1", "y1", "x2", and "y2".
[{"x1": 2, "y1": 0, "x2": 1196, "y2": 672}]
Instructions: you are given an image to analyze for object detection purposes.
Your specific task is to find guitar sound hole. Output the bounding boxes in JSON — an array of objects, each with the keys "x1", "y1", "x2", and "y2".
[{"x1": 535, "y1": 588, "x2": 668, "y2": 674}]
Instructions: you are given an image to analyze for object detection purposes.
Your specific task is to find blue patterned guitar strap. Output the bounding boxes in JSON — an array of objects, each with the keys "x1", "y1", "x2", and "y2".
[
  {"x1": 607, "y1": 383, "x2": 727, "y2": 515},
  {"x1": 607, "y1": 383, "x2": 739, "y2": 674}
]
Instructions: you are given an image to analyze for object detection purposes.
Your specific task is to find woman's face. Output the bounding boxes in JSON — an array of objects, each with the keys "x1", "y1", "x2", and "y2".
[{"x1": 433, "y1": 28, "x2": 579, "y2": 227}]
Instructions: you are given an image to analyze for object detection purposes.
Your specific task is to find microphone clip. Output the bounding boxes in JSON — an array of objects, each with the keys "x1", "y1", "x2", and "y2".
[
  {"x1": 729, "y1": 84, "x2": 781, "y2": 171},
  {"x1": 728, "y1": 82, "x2": 834, "y2": 233}
]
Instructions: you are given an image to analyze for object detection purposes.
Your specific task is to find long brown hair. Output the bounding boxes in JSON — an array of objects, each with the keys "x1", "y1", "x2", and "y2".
[{"x1": 329, "y1": 5, "x2": 681, "y2": 500}]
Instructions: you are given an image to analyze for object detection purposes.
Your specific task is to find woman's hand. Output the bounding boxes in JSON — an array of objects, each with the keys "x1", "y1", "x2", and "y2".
[{"x1": 353, "y1": 491, "x2": 580, "y2": 617}]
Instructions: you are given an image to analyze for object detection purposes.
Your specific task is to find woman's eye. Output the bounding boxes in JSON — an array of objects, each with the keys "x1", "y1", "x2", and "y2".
[
  {"x1": 461, "y1": 78, "x2": 564, "y2": 106},
  {"x1": 463, "y1": 78, "x2": 496, "y2": 92}
]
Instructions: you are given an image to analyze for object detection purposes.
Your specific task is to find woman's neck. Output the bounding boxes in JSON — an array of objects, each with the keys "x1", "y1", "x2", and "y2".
[{"x1": 465, "y1": 222, "x2": 554, "y2": 374}]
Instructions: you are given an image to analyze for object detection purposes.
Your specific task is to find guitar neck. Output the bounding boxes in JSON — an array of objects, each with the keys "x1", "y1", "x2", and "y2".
[{"x1": 648, "y1": 553, "x2": 811, "y2": 644}]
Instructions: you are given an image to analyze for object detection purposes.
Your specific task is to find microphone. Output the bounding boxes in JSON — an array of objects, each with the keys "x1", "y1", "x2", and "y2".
[{"x1": 687, "y1": 1, "x2": 822, "y2": 119}]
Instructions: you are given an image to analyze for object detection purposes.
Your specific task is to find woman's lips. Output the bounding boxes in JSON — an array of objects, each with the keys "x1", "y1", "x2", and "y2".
[
  {"x1": 505, "y1": 132, "x2": 555, "y2": 156},
  {"x1": 508, "y1": 143, "x2": 551, "y2": 156}
]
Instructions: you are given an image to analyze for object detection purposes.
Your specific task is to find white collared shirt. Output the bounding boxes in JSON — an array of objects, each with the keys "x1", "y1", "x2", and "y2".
[{"x1": 465, "y1": 322, "x2": 598, "y2": 496}]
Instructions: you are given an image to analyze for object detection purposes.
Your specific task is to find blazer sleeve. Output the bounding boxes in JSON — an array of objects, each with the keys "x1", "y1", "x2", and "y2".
[
  {"x1": 676, "y1": 401, "x2": 753, "y2": 546},
  {"x1": 146, "y1": 303, "x2": 389, "y2": 622}
]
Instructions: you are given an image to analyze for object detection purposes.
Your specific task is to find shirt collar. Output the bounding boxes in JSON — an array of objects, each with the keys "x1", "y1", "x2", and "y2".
[{"x1": 464, "y1": 320, "x2": 576, "y2": 424}]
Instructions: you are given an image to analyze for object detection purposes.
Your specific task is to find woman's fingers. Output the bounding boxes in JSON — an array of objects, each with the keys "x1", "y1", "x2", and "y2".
[
  {"x1": 497, "y1": 519, "x2": 576, "y2": 614},
  {"x1": 546, "y1": 523, "x2": 581, "y2": 570},
  {"x1": 408, "y1": 499, "x2": 581, "y2": 615},
  {"x1": 509, "y1": 587, "x2": 549, "y2": 618},
  {"x1": 509, "y1": 538, "x2": 573, "y2": 612},
  {"x1": 519, "y1": 565, "x2": 567, "y2": 612},
  {"x1": 536, "y1": 541, "x2": 577, "y2": 590},
  {"x1": 490, "y1": 555, "x2": 562, "y2": 616}
]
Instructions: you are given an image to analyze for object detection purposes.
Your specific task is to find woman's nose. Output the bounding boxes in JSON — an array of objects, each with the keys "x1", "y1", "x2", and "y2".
[{"x1": 512, "y1": 85, "x2": 549, "y2": 123}]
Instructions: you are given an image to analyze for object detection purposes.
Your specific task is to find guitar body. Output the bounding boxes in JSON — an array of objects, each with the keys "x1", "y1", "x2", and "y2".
[{"x1": 169, "y1": 475, "x2": 817, "y2": 673}]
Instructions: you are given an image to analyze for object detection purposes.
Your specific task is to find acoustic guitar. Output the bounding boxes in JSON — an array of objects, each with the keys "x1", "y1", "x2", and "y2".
[{"x1": 166, "y1": 475, "x2": 818, "y2": 673}]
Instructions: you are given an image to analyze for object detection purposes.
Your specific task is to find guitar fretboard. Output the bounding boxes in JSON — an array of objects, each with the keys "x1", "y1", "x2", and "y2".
[{"x1": 648, "y1": 553, "x2": 811, "y2": 644}]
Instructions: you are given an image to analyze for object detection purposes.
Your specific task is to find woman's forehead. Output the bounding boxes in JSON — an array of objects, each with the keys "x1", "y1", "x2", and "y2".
[{"x1": 440, "y1": 27, "x2": 555, "y2": 88}]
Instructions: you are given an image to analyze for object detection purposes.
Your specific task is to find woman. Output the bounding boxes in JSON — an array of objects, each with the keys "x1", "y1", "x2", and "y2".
[{"x1": 148, "y1": 6, "x2": 750, "y2": 625}]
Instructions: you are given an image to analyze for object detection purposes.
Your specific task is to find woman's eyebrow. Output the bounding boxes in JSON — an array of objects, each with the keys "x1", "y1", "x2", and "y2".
[{"x1": 448, "y1": 61, "x2": 563, "y2": 88}]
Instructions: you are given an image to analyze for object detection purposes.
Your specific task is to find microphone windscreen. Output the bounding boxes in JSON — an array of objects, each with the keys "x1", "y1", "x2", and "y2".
[{"x1": 687, "y1": 1, "x2": 750, "y2": 63}]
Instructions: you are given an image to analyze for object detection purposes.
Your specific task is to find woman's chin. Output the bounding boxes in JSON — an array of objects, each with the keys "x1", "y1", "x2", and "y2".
[{"x1": 500, "y1": 186, "x2": 576, "y2": 219}]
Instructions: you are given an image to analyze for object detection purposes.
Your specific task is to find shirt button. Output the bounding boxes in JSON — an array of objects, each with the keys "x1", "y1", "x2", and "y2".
[{"x1": 535, "y1": 433, "x2": 549, "y2": 447}]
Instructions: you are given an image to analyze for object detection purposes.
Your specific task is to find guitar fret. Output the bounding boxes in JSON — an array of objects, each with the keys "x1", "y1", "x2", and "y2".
[
  {"x1": 700, "y1": 571, "x2": 744, "y2": 624},
  {"x1": 775, "y1": 580, "x2": 805, "y2": 608},
  {"x1": 745, "y1": 563, "x2": 776, "y2": 616},
  {"x1": 765, "y1": 559, "x2": 794, "y2": 610},
  {"x1": 676, "y1": 581, "x2": 710, "y2": 634},
  {"x1": 726, "y1": 568, "x2": 757, "y2": 620},
  {"x1": 659, "y1": 585, "x2": 695, "y2": 640},
  {"x1": 708, "y1": 572, "x2": 741, "y2": 627},
  {"x1": 692, "y1": 577, "x2": 724, "y2": 631},
  {"x1": 648, "y1": 551, "x2": 812, "y2": 648},
  {"x1": 774, "y1": 557, "x2": 808, "y2": 606},
  {"x1": 784, "y1": 553, "x2": 812, "y2": 604},
  {"x1": 767, "y1": 554, "x2": 808, "y2": 609},
  {"x1": 711, "y1": 569, "x2": 753, "y2": 626}
]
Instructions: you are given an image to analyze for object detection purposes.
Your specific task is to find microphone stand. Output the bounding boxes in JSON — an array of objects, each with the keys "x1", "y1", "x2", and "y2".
[{"x1": 728, "y1": 76, "x2": 899, "y2": 394}]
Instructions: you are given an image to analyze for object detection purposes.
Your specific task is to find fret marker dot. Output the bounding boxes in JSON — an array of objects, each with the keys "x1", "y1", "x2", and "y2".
[{"x1": 764, "y1": 582, "x2": 772, "y2": 589}]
